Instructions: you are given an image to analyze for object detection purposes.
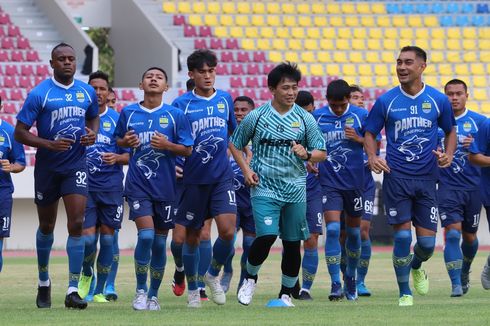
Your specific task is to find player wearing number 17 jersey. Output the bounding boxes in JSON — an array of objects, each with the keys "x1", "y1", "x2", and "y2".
[
  {"x1": 115, "y1": 67, "x2": 193, "y2": 311},
  {"x1": 364, "y1": 46, "x2": 456, "y2": 306}
]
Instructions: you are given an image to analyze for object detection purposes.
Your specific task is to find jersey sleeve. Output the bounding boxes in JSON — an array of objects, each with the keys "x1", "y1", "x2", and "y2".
[
  {"x1": 230, "y1": 111, "x2": 255, "y2": 150},
  {"x1": 364, "y1": 99, "x2": 386, "y2": 135},
  {"x1": 437, "y1": 97, "x2": 456, "y2": 133},
  {"x1": 85, "y1": 87, "x2": 99, "y2": 120},
  {"x1": 9, "y1": 137, "x2": 26, "y2": 166},
  {"x1": 16, "y1": 91, "x2": 42, "y2": 127},
  {"x1": 470, "y1": 118, "x2": 490, "y2": 154},
  {"x1": 304, "y1": 113, "x2": 326, "y2": 151},
  {"x1": 225, "y1": 94, "x2": 237, "y2": 135},
  {"x1": 114, "y1": 110, "x2": 128, "y2": 139},
  {"x1": 174, "y1": 110, "x2": 194, "y2": 147}
]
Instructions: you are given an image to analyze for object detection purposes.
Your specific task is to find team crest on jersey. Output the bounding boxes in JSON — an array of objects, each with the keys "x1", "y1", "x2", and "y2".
[
  {"x1": 0, "y1": 136, "x2": 4, "y2": 145},
  {"x1": 217, "y1": 103, "x2": 225, "y2": 113},
  {"x1": 102, "y1": 121, "x2": 112, "y2": 132},
  {"x1": 196, "y1": 135, "x2": 223, "y2": 164},
  {"x1": 76, "y1": 91, "x2": 85, "y2": 103},
  {"x1": 291, "y1": 121, "x2": 301, "y2": 132},
  {"x1": 264, "y1": 216, "x2": 273, "y2": 226},
  {"x1": 159, "y1": 116, "x2": 169, "y2": 128},
  {"x1": 422, "y1": 102, "x2": 431, "y2": 114},
  {"x1": 463, "y1": 121, "x2": 472, "y2": 132},
  {"x1": 397, "y1": 135, "x2": 429, "y2": 162},
  {"x1": 345, "y1": 117, "x2": 355, "y2": 127}
]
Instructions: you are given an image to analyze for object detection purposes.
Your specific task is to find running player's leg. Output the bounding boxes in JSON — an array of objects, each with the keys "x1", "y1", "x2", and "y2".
[
  {"x1": 170, "y1": 223, "x2": 186, "y2": 296},
  {"x1": 357, "y1": 220, "x2": 372, "y2": 296},
  {"x1": 92, "y1": 224, "x2": 115, "y2": 303},
  {"x1": 481, "y1": 206, "x2": 490, "y2": 290},
  {"x1": 105, "y1": 229, "x2": 119, "y2": 300},
  {"x1": 198, "y1": 219, "x2": 212, "y2": 300},
  {"x1": 0, "y1": 195, "x2": 13, "y2": 273},
  {"x1": 79, "y1": 193, "x2": 97, "y2": 300}
]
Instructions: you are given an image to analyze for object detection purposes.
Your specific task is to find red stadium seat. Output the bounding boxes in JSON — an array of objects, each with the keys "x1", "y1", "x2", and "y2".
[
  {"x1": 19, "y1": 76, "x2": 33, "y2": 88},
  {"x1": 215, "y1": 64, "x2": 230, "y2": 75},
  {"x1": 5, "y1": 64, "x2": 18, "y2": 76},
  {"x1": 246, "y1": 63, "x2": 260, "y2": 75},
  {"x1": 310, "y1": 76, "x2": 325, "y2": 88},
  {"x1": 11, "y1": 50, "x2": 24, "y2": 62},
  {"x1": 173, "y1": 15, "x2": 186, "y2": 26},
  {"x1": 36, "y1": 64, "x2": 50, "y2": 76},
  {"x1": 183, "y1": 25, "x2": 197, "y2": 37},
  {"x1": 225, "y1": 39, "x2": 239, "y2": 50},
  {"x1": 209, "y1": 38, "x2": 223, "y2": 49},
  {"x1": 34, "y1": 76, "x2": 45, "y2": 86},
  {"x1": 26, "y1": 50, "x2": 40, "y2": 62},
  {"x1": 0, "y1": 89, "x2": 7, "y2": 100},
  {"x1": 263, "y1": 63, "x2": 275, "y2": 74},
  {"x1": 220, "y1": 51, "x2": 234, "y2": 62},
  {"x1": 1, "y1": 37, "x2": 14, "y2": 49},
  {"x1": 245, "y1": 77, "x2": 259, "y2": 88},
  {"x1": 298, "y1": 78, "x2": 308, "y2": 88},
  {"x1": 311, "y1": 90, "x2": 324, "y2": 101},
  {"x1": 253, "y1": 51, "x2": 266, "y2": 63},
  {"x1": 116, "y1": 102, "x2": 125, "y2": 112},
  {"x1": 258, "y1": 89, "x2": 272, "y2": 101},
  {"x1": 0, "y1": 49, "x2": 8, "y2": 61},
  {"x1": 121, "y1": 89, "x2": 136, "y2": 101},
  {"x1": 28, "y1": 155, "x2": 36, "y2": 166},
  {"x1": 199, "y1": 26, "x2": 212, "y2": 37},
  {"x1": 0, "y1": 114, "x2": 14, "y2": 126},
  {"x1": 194, "y1": 38, "x2": 207, "y2": 49},
  {"x1": 374, "y1": 88, "x2": 386, "y2": 99},
  {"x1": 2, "y1": 102, "x2": 16, "y2": 114},
  {"x1": 243, "y1": 89, "x2": 257, "y2": 100},
  {"x1": 228, "y1": 89, "x2": 240, "y2": 100},
  {"x1": 3, "y1": 76, "x2": 16, "y2": 88},
  {"x1": 231, "y1": 63, "x2": 245, "y2": 75},
  {"x1": 363, "y1": 90, "x2": 372, "y2": 100},
  {"x1": 0, "y1": 27, "x2": 5, "y2": 37},
  {"x1": 7, "y1": 24, "x2": 20, "y2": 37},
  {"x1": 0, "y1": 13, "x2": 12, "y2": 24},
  {"x1": 9, "y1": 89, "x2": 23, "y2": 101},
  {"x1": 260, "y1": 76, "x2": 268, "y2": 87},
  {"x1": 230, "y1": 77, "x2": 244, "y2": 88},
  {"x1": 16, "y1": 37, "x2": 31, "y2": 49},
  {"x1": 20, "y1": 64, "x2": 34, "y2": 76},
  {"x1": 237, "y1": 51, "x2": 251, "y2": 63}
]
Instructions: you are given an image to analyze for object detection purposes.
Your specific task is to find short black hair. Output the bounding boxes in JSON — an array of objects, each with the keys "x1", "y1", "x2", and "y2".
[
  {"x1": 108, "y1": 87, "x2": 115, "y2": 94},
  {"x1": 267, "y1": 61, "x2": 301, "y2": 89},
  {"x1": 349, "y1": 84, "x2": 363, "y2": 94},
  {"x1": 142, "y1": 67, "x2": 168, "y2": 81},
  {"x1": 186, "y1": 78, "x2": 195, "y2": 91},
  {"x1": 51, "y1": 42, "x2": 74, "y2": 57},
  {"x1": 326, "y1": 79, "x2": 351, "y2": 101},
  {"x1": 187, "y1": 49, "x2": 218, "y2": 71},
  {"x1": 444, "y1": 79, "x2": 468, "y2": 93},
  {"x1": 295, "y1": 90, "x2": 314, "y2": 108},
  {"x1": 400, "y1": 46, "x2": 427, "y2": 62},
  {"x1": 88, "y1": 70, "x2": 109, "y2": 85},
  {"x1": 234, "y1": 96, "x2": 255, "y2": 108}
]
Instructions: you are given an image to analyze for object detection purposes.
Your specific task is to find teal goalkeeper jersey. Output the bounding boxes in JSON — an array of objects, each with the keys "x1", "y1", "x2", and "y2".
[{"x1": 230, "y1": 102, "x2": 326, "y2": 203}]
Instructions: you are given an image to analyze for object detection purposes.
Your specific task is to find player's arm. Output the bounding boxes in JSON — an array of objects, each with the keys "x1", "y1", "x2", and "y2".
[
  {"x1": 344, "y1": 126, "x2": 363, "y2": 144},
  {"x1": 2, "y1": 138, "x2": 26, "y2": 173},
  {"x1": 365, "y1": 131, "x2": 390, "y2": 174},
  {"x1": 291, "y1": 141, "x2": 326, "y2": 163},
  {"x1": 150, "y1": 131, "x2": 192, "y2": 156},
  {"x1": 469, "y1": 153, "x2": 490, "y2": 167},
  {"x1": 101, "y1": 152, "x2": 130, "y2": 166},
  {"x1": 14, "y1": 121, "x2": 73, "y2": 151},
  {"x1": 468, "y1": 120, "x2": 490, "y2": 167},
  {"x1": 81, "y1": 115, "x2": 99, "y2": 146},
  {"x1": 433, "y1": 127, "x2": 456, "y2": 168},
  {"x1": 229, "y1": 142, "x2": 258, "y2": 187}
]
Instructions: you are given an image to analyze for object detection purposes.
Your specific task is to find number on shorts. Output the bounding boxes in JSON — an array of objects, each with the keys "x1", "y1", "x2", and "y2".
[
  {"x1": 317, "y1": 213, "x2": 323, "y2": 225},
  {"x1": 2, "y1": 216, "x2": 9, "y2": 230},
  {"x1": 430, "y1": 207, "x2": 438, "y2": 223},
  {"x1": 472, "y1": 213, "x2": 480, "y2": 228},
  {"x1": 76, "y1": 171, "x2": 87, "y2": 185},
  {"x1": 364, "y1": 200, "x2": 373, "y2": 215},
  {"x1": 115, "y1": 205, "x2": 123, "y2": 221},
  {"x1": 164, "y1": 205, "x2": 172, "y2": 222},
  {"x1": 354, "y1": 197, "x2": 363, "y2": 211},
  {"x1": 227, "y1": 190, "x2": 236, "y2": 204}
]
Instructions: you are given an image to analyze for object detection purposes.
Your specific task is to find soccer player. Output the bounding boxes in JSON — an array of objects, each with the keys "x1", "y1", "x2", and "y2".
[
  {"x1": 172, "y1": 49, "x2": 237, "y2": 308},
  {"x1": 468, "y1": 118, "x2": 490, "y2": 289},
  {"x1": 438, "y1": 79, "x2": 486, "y2": 296},
  {"x1": 349, "y1": 85, "x2": 365, "y2": 108},
  {"x1": 115, "y1": 67, "x2": 193, "y2": 310},
  {"x1": 0, "y1": 96, "x2": 26, "y2": 273},
  {"x1": 364, "y1": 46, "x2": 456, "y2": 306},
  {"x1": 231, "y1": 62, "x2": 326, "y2": 307},
  {"x1": 313, "y1": 80, "x2": 367, "y2": 301},
  {"x1": 107, "y1": 88, "x2": 117, "y2": 109},
  {"x1": 291, "y1": 90, "x2": 323, "y2": 301},
  {"x1": 77, "y1": 71, "x2": 129, "y2": 303},
  {"x1": 221, "y1": 96, "x2": 256, "y2": 294},
  {"x1": 15, "y1": 43, "x2": 99, "y2": 309}
]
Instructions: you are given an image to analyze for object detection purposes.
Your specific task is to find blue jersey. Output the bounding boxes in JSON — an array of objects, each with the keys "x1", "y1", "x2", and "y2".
[
  {"x1": 86, "y1": 108, "x2": 129, "y2": 192},
  {"x1": 438, "y1": 109, "x2": 486, "y2": 190},
  {"x1": 230, "y1": 150, "x2": 250, "y2": 207},
  {"x1": 0, "y1": 119, "x2": 26, "y2": 193},
  {"x1": 470, "y1": 118, "x2": 490, "y2": 204},
  {"x1": 363, "y1": 133, "x2": 382, "y2": 191},
  {"x1": 364, "y1": 85, "x2": 455, "y2": 180},
  {"x1": 171, "y1": 90, "x2": 236, "y2": 184},
  {"x1": 16, "y1": 77, "x2": 99, "y2": 171},
  {"x1": 114, "y1": 102, "x2": 194, "y2": 201},
  {"x1": 313, "y1": 104, "x2": 367, "y2": 190}
]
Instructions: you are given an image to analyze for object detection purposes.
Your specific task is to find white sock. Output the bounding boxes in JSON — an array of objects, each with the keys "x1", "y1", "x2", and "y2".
[
  {"x1": 67, "y1": 286, "x2": 78, "y2": 295},
  {"x1": 38, "y1": 279, "x2": 50, "y2": 287},
  {"x1": 176, "y1": 266, "x2": 184, "y2": 272}
]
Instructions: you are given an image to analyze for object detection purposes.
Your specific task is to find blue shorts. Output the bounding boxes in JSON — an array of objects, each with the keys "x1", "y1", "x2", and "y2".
[
  {"x1": 383, "y1": 176, "x2": 438, "y2": 232},
  {"x1": 486, "y1": 206, "x2": 490, "y2": 233},
  {"x1": 128, "y1": 197, "x2": 175, "y2": 230},
  {"x1": 84, "y1": 191, "x2": 124, "y2": 230},
  {"x1": 237, "y1": 202, "x2": 255, "y2": 234},
  {"x1": 176, "y1": 180, "x2": 237, "y2": 230},
  {"x1": 363, "y1": 178, "x2": 376, "y2": 222},
  {"x1": 251, "y1": 196, "x2": 309, "y2": 241},
  {"x1": 0, "y1": 193, "x2": 12, "y2": 238},
  {"x1": 322, "y1": 186, "x2": 363, "y2": 218},
  {"x1": 306, "y1": 190, "x2": 323, "y2": 235},
  {"x1": 34, "y1": 166, "x2": 88, "y2": 206},
  {"x1": 438, "y1": 187, "x2": 482, "y2": 233}
]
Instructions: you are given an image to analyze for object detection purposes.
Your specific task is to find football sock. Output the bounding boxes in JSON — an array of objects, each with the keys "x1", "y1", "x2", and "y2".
[
  {"x1": 106, "y1": 229, "x2": 119, "y2": 288},
  {"x1": 444, "y1": 229, "x2": 462, "y2": 286},
  {"x1": 183, "y1": 242, "x2": 199, "y2": 291},
  {"x1": 240, "y1": 235, "x2": 254, "y2": 286},
  {"x1": 82, "y1": 233, "x2": 97, "y2": 276},
  {"x1": 393, "y1": 229, "x2": 412, "y2": 297},
  {"x1": 345, "y1": 226, "x2": 361, "y2": 278},
  {"x1": 148, "y1": 234, "x2": 167, "y2": 298},
  {"x1": 170, "y1": 240, "x2": 184, "y2": 272},
  {"x1": 280, "y1": 240, "x2": 301, "y2": 296},
  {"x1": 461, "y1": 238, "x2": 478, "y2": 275},
  {"x1": 301, "y1": 248, "x2": 318, "y2": 290},
  {"x1": 198, "y1": 239, "x2": 212, "y2": 288},
  {"x1": 325, "y1": 222, "x2": 341, "y2": 284},
  {"x1": 412, "y1": 235, "x2": 436, "y2": 269},
  {"x1": 223, "y1": 247, "x2": 235, "y2": 274},
  {"x1": 208, "y1": 237, "x2": 233, "y2": 277},
  {"x1": 36, "y1": 229, "x2": 53, "y2": 282},
  {"x1": 94, "y1": 234, "x2": 114, "y2": 295},
  {"x1": 134, "y1": 228, "x2": 154, "y2": 292},
  {"x1": 357, "y1": 239, "x2": 372, "y2": 283},
  {"x1": 66, "y1": 235, "x2": 84, "y2": 289}
]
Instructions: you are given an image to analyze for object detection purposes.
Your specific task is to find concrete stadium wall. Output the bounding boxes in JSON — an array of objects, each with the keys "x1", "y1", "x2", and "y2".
[
  {"x1": 60, "y1": 0, "x2": 111, "y2": 28},
  {"x1": 110, "y1": 0, "x2": 178, "y2": 87}
]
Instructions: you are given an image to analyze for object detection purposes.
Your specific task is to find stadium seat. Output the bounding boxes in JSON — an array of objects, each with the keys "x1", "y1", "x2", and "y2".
[
  {"x1": 162, "y1": 2, "x2": 176, "y2": 13},
  {"x1": 408, "y1": 16, "x2": 423, "y2": 27},
  {"x1": 333, "y1": 52, "x2": 348, "y2": 63},
  {"x1": 310, "y1": 64, "x2": 325, "y2": 76},
  {"x1": 284, "y1": 51, "x2": 299, "y2": 63},
  {"x1": 2, "y1": 102, "x2": 16, "y2": 114},
  {"x1": 291, "y1": 27, "x2": 305, "y2": 39},
  {"x1": 220, "y1": 15, "x2": 233, "y2": 27},
  {"x1": 431, "y1": 39, "x2": 445, "y2": 50},
  {"x1": 369, "y1": 28, "x2": 383, "y2": 39},
  {"x1": 310, "y1": 89, "x2": 324, "y2": 101},
  {"x1": 415, "y1": 28, "x2": 430, "y2": 39},
  {"x1": 206, "y1": 2, "x2": 220, "y2": 14},
  {"x1": 198, "y1": 26, "x2": 211, "y2": 37},
  {"x1": 20, "y1": 64, "x2": 34, "y2": 76},
  {"x1": 463, "y1": 51, "x2": 477, "y2": 63},
  {"x1": 359, "y1": 76, "x2": 375, "y2": 88},
  {"x1": 297, "y1": 3, "x2": 310, "y2": 15},
  {"x1": 336, "y1": 39, "x2": 350, "y2": 50},
  {"x1": 456, "y1": 16, "x2": 470, "y2": 27},
  {"x1": 35, "y1": 64, "x2": 50, "y2": 76},
  {"x1": 471, "y1": 15, "x2": 485, "y2": 27},
  {"x1": 342, "y1": 64, "x2": 357, "y2": 77},
  {"x1": 235, "y1": 15, "x2": 249, "y2": 27},
  {"x1": 193, "y1": 38, "x2": 206, "y2": 49},
  {"x1": 392, "y1": 15, "x2": 407, "y2": 28},
  {"x1": 477, "y1": 3, "x2": 490, "y2": 13},
  {"x1": 440, "y1": 16, "x2": 453, "y2": 27},
  {"x1": 250, "y1": 15, "x2": 264, "y2": 27},
  {"x1": 306, "y1": 28, "x2": 321, "y2": 39},
  {"x1": 9, "y1": 89, "x2": 23, "y2": 100},
  {"x1": 297, "y1": 64, "x2": 308, "y2": 76},
  {"x1": 225, "y1": 39, "x2": 239, "y2": 50},
  {"x1": 301, "y1": 51, "x2": 316, "y2": 63},
  {"x1": 245, "y1": 77, "x2": 259, "y2": 88},
  {"x1": 236, "y1": 51, "x2": 251, "y2": 63},
  {"x1": 222, "y1": 2, "x2": 236, "y2": 14},
  {"x1": 303, "y1": 39, "x2": 318, "y2": 51},
  {"x1": 173, "y1": 15, "x2": 185, "y2": 26},
  {"x1": 447, "y1": 39, "x2": 461, "y2": 51},
  {"x1": 473, "y1": 76, "x2": 486, "y2": 88},
  {"x1": 177, "y1": 2, "x2": 191, "y2": 14},
  {"x1": 321, "y1": 27, "x2": 337, "y2": 39},
  {"x1": 220, "y1": 51, "x2": 234, "y2": 62},
  {"x1": 0, "y1": 12, "x2": 11, "y2": 24},
  {"x1": 183, "y1": 25, "x2": 197, "y2": 37},
  {"x1": 455, "y1": 64, "x2": 469, "y2": 75},
  {"x1": 416, "y1": 3, "x2": 430, "y2": 13},
  {"x1": 314, "y1": 16, "x2": 328, "y2": 27},
  {"x1": 244, "y1": 27, "x2": 258, "y2": 38},
  {"x1": 367, "y1": 39, "x2": 381, "y2": 50},
  {"x1": 473, "y1": 89, "x2": 487, "y2": 101},
  {"x1": 329, "y1": 16, "x2": 343, "y2": 27},
  {"x1": 16, "y1": 37, "x2": 30, "y2": 49},
  {"x1": 470, "y1": 63, "x2": 485, "y2": 75},
  {"x1": 204, "y1": 15, "x2": 218, "y2": 26},
  {"x1": 268, "y1": 51, "x2": 282, "y2": 62},
  {"x1": 243, "y1": 89, "x2": 256, "y2": 101},
  {"x1": 19, "y1": 76, "x2": 32, "y2": 89},
  {"x1": 381, "y1": 51, "x2": 395, "y2": 63},
  {"x1": 386, "y1": 3, "x2": 400, "y2": 14},
  {"x1": 310, "y1": 76, "x2": 325, "y2": 88},
  {"x1": 215, "y1": 64, "x2": 229, "y2": 75},
  {"x1": 311, "y1": 3, "x2": 325, "y2": 14},
  {"x1": 262, "y1": 63, "x2": 275, "y2": 74},
  {"x1": 349, "y1": 52, "x2": 364, "y2": 63},
  {"x1": 260, "y1": 27, "x2": 274, "y2": 39},
  {"x1": 361, "y1": 16, "x2": 376, "y2": 27},
  {"x1": 431, "y1": 51, "x2": 445, "y2": 63},
  {"x1": 327, "y1": 3, "x2": 341, "y2": 14},
  {"x1": 357, "y1": 3, "x2": 371, "y2": 14},
  {"x1": 374, "y1": 64, "x2": 390, "y2": 76},
  {"x1": 231, "y1": 63, "x2": 245, "y2": 75},
  {"x1": 1, "y1": 37, "x2": 14, "y2": 49},
  {"x1": 376, "y1": 16, "x2": 391, "y2": 27},
  {"x1": 253, "y1": 51, "x2": 266, "y2": 62},
  {"x1": 272, "y1": 39, "x2": 287, "y2": 50},
  {"x1": 337, "y1": 27, "x2": 352, "y2": 39},
  {"x1": 462, "y1": 39, "x2": 477, "y2": 51},
  {"x1": 252, "y1": 2, "x2": 265, "y2": 14},
  {"x1": 188, "y1": 15, "x2": 202, "y2": 26},
  {"x1": 247, "y1": 63, "x2": 260, "y2": 75},
  {"x1": 342, "y1": 3, "x2": 356, "y2": 14},
  {"x1": 266, "y1": 2, "x2": 280, "y2": 14},
  {"x1": 213, "y1": 27, "x2": 227, "y2": 38},
  {"x1": 372, "y1": 3, "x2": 386, "y2": 14},
  {"x1": 229, "y1": 27, "x2": 244, "y2": 38},
  {"x1": 5, "y1": 64, "x2": 18, "y2": 76},
  {"x1": 447, "y1": 3, "x2": 460, "y2": 14},
  {"x1": 258, "y1": 89, "x2": 272, "y2": 101},
  {"x1": 228, "y1": 88, "x2": 240, "y2": 100},
  {"x1": 209, "y1": 38, "x2": 223, "y2": 49},
  {"x1": 358, "y1": 64, "x2": 373, "y2": 76},
  {"x1": 352, "y1": 28, "x2": 367, "y2": 39},
  {"x1": 276, "y1": 27, "x2": 289, "y2": 39},
  {"x1": 375, "y1": 76, "x2": 390, "y2": 88},
  {"x1": 423, "y1": 16, "x2": 439, "y2": 27},
  {"x1": 345, "y1": 16, "x2": 360, "y2": 28},
  {"x1": 365, "y1": 51, "x2": 380, "y2": 63},
  {"x1": 320, "y1": 39, "x2": 334, "y2": 50},
  {"x1": 317, "y1": 51, "x2": 332, "y2": 63},
  {"x1": 191, "y1": 2, "x2": 206, "y2": 14},
  {"x1": 230, "y1": 77, "x2": 243, "y2": 88},
  {"x1": 283, "y1": 16, "x2": 297, "y2": 27}
]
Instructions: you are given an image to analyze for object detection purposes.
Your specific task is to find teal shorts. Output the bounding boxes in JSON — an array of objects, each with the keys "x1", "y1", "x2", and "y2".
[{"x1": 251, "y1": 196, "x2": 309, "y2": 241}]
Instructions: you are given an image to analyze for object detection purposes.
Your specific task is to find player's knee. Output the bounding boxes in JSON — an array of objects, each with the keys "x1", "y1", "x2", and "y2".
[
  {"x1": 256, "y1": 234, "x2": 277, "y2": 249},
  {"x1": 446, "y1": 229, "x2": 461, "y2": 245},
  {"x1": 138, "y1": 228, "x2": 155, "y2": 247},
  {"x1": 393, "y1": 229, "x2": 412, "y2": 246},
  {"x1": 414, "y1": 236, "x2": 435, "y2": 261},
  {"x1": 462, "y1": 231, "x2": 477, "y2": 243},
  {"x1": 67, "y1": 220, "x2": 84, "y2": 236},
  {"x1": 326, "y1": 222, "x2": 341, "y2": 239},
  {"x1": 346, "y1": 225, "x2": 360, "y2": 238}
]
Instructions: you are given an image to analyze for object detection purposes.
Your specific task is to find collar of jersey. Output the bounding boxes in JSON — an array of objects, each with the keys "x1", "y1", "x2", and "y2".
[
  {"x1": 399, "y1": 83, "x2": 425, "y2": 99},
  {"x1": 455, "y1": 108, "x2": 468, "y2": 120},
  {"x1": 99, "y1": 106, "x2": 108, "y2": 117},
  {"x1": 192, "y1": 89, "x2": 217, "y2": 101},
  {"x1": 51, "y1": 76, "x2": 74, "y2": 89},
  {"x1": 327, "y1": 103, "x2": 350, "y2": 117},
  {"x1": 269, "y1": 101, "x2": 296, "y2": 118},
  {"x1": 138, "y1": 102, "x2": 164, "y2": 113}
]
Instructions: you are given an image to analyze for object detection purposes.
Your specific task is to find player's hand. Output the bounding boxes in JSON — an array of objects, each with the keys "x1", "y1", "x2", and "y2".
[
  {"x1": 175, "y1": 165, "x2": 184, "y2": 178},
  {"x1": 432, "y1": 149, "x2": 453, "y2": 168},
  {"x1": 244, "y1": 169, "x2": 259, "y2": 187},
  {"x1": 368, "y1": 156, "x2": 390, "y2": 174},
  {"x1": 461, "y1": 134, "x2": 473, "y2": 149},
  {"x1": 290, "y1": 141, "x2": 308, "y2": 160},
  {"x1": 122, "y1": 130, "x2": 140, "y2": 148},
  {"x1": 151, "y1": 131, "x2": 170, "y2": 150},
  {"x1": 306, "y1": 161, "x2": 319, "y2": 175},
  {"x1": 80, "y1": 127, "x2": 96, "y2": 146},
  {"x1": 344, "y1": 126, "x2": 360, "y2": 142},
  {"x1": 101, "y1": 152, "x2": 117, "y2": 165},
  {"x1": 50, "y1": 136, "x2": 75, "y2": 151},
  {"x1": 0, "y1": 159, "x2": 12, "y2": 173}
]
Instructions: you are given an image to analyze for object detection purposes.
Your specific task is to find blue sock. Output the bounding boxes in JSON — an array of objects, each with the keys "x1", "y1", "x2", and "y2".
[
  {"x1": 224, "y1": 247, "x2": 235, "y2": 274},
  {"x1": 444, "y1": 229, "x2": 462, "y2": 286},
  {"x1": 134, "y1": 228, "x2": 154, "y2": 292},
  {"x1": 393, "y1": 230, "x2": 412, "y2": 296},
  {"x1": 345, "y1": 226, "x2": 361, "y2": 278},
  {"x1": 411, "y1": 235, "x2": 436, "y2": 270},
  {"x1": 82, "y1": 233, "x2": 97, "y2": 276},
  {"x1": 0, "y1": 238, "x2": 3, "y2": 272},
  {"x1": 208, "y1": 237, "x2": 233, "y2": 277},
  {"x1": 198, "y1": 239, "x2": 212, "y2": 288},
  {"x1": 170, "y1": 241, "x2": 183, "y2": 270},
  {"x1": 301, "y1": 248, "x2": 318, "y2": 290},
  {"x1": 461, "y1": 238, "x2": 479, "y2": 274},
  {"x1": 148, "y1": 234, "x2": 167, "y2": 298},
  {"x1": 357, "y1": 239, "x2": 372, "y2": 283},
  {"x1": 36, "y1": 229, "x2": 54, "y2": 282},
  {"x1": 340, "y1": 244, "x2": 346, "y2": 278},
  {"x1": 240, "y1": 235, "x2": 254, "y2": 286},
  {"x1": 183, "y1": 243, "x2": 200, "y2": 291},
  {"x1": 66, "y1": 236, "x2": 84, "y2": 288},
  {"x1": 106, "y1": 229, "x2": 119, "y2": 289},
  {"x1": 325, "y1": 222, "x2": 341, "y2": 284},
  {"x1": 94, "y1": 234, "x2": 114, "y2": 295}
]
